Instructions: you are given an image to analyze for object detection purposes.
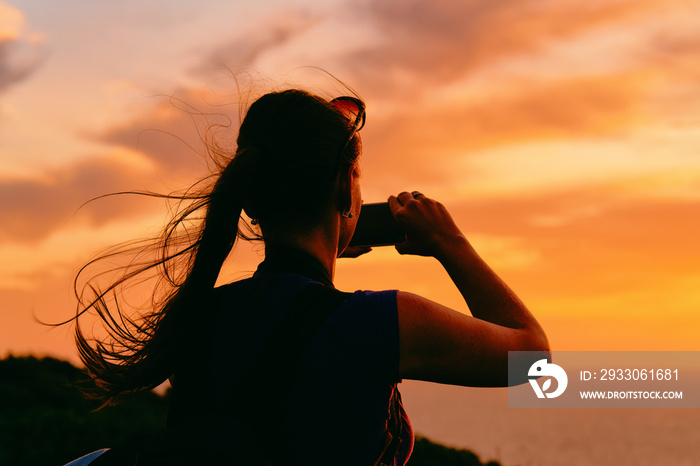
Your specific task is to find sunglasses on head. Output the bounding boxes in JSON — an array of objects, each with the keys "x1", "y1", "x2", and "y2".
[{"x1": 330, "y1": 96, "x2": 366, "y2": 158}]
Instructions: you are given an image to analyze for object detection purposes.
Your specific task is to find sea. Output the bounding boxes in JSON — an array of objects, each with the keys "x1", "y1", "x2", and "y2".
[{"x1": 399, "y1": 380, "x2": 700, "y2": 466}]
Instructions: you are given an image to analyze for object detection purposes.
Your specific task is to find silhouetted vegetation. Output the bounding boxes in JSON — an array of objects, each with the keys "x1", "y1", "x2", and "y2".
[
  {"x1": 0, "y1": 356, "x2": 169, "y2": 465},
  {"x1": 0, "y1": 356, "x2": 500, "y2": 465}
]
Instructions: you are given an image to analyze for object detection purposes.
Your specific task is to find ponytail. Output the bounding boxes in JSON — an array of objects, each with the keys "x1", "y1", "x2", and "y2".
[
  {"x1": 185, "y1": 160, "x2": 243, "y2": 292},
  {"x1": 73, "y1": 151, "x2": 249, "y2": 405}
]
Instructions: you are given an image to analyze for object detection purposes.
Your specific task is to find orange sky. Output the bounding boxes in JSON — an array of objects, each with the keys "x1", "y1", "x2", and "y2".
[{"x1": 1, "y1": 0, "x2": 699, "y2": 366}]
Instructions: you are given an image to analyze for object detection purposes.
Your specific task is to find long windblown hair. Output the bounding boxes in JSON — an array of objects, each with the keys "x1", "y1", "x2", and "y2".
[{"x1": 70, "y1": 89, "x2": 362, "y2": 405}]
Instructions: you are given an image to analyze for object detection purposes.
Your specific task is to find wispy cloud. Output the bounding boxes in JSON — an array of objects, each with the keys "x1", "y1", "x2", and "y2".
[
  {"x1": 190, "y1": 9, "x2": 322, "y2": 75},
  {"x1": 98, "y1": 89, "x2": 230, "y2": 176},
  {"x1": 443, "y1": 186, "x2": 700, "y2": 309},
  {"x1": 360, "y1": 72, "x2": 650, "y2": 189},
  {"x1": 0, "y1": 154, "x2": 156, "y2": 243},
  {"x1": 4, "y1": 0, "x2": 697, "y2": 246},
  {"x1": 0, "y1": 86, "x2": 243, "y2": 244},
  {"x1": 341, "y1": 0, "x2": 666, "y2": 95},
  {"x1": 339, "y1": 0, "x2": 700, "y2": 204},
  {"x1": 0, "y1": 3, "x2": 45, "y2": 94}
]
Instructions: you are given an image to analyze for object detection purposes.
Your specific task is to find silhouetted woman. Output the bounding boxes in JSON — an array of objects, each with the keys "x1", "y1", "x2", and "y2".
[{"x1": 66, "y1": 88, "x2": 549, "y2": 465}]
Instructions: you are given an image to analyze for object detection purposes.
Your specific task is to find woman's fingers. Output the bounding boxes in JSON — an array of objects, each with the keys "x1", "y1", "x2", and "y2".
[
  {"x1": 388, "y1": 191, "x2": 465, "y2": 258},
  {"x1": 395, "y1": 191, "x2": 418, "y2": 206},
  {"x1": 388, "y1": 194, "x2": 402, "y2": 212}
]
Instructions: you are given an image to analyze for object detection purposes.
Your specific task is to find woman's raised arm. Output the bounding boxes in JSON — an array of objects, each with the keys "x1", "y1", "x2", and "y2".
[{"x1": 389, "y1": 192, "x2": 550, "y2": 387}]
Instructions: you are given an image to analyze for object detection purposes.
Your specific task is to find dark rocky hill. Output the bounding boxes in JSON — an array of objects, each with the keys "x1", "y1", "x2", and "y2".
[{"x1": 0, "y1": 356, "x2": 500, "y2": 465}]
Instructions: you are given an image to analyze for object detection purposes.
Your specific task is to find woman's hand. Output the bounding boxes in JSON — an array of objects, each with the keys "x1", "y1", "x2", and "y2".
[{"x1": 388, "y1": 191, "x2": 469, "y2": 259}]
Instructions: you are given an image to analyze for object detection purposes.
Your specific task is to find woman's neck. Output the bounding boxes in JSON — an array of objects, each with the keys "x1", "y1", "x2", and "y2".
[{"x1": 262, "y1": 222, "x2": 340, "y2": 281}]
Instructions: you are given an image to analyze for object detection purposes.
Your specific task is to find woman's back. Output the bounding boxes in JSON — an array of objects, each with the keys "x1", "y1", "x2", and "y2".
[{"x1": 168, "y1": 248, "x2": 413, "y2": 464}]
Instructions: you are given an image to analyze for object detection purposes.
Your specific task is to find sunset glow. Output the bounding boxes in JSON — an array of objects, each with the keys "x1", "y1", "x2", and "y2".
[{"x1": 2, "y1": 0, "x2": 699, "y2": 361}]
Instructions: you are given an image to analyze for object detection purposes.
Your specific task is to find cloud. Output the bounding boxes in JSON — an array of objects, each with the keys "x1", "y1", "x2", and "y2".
[
  {"x1": 444, "y1": 187, "x2": 700, "y2": 297},
  {"x1": 0, "y1": 3, "x2": 45, "y2": 94},
  {"x1": 0, "y1": 213, "x2": 170, "y2": 290},
  {"x1": 335, "y1": 1, "x2": 700, "y2": 196},
  {"x1": 0, "y1": 2, "x2": 23, "y2": 41},
  {"x1": 3, "y1": 0, "x2": 696, "y2": 255},
  {"x1": 173, "y1": 0, "x2": 687, "y2": 196},
  {"x1": 343, "y1": 0, "x2": 668, "y2": 97},
  {"x1": 0, "y1": 88, "x2": 238, "y2": 244},
  {"x1": 190, "y1": 9, "x2": 321, "y2": 75},
  {"x1": 0, "y1": 155, "x2": 158, "y2": 243},
  {"x1": 358, "y1": 72, "x2": 650, "y2": 192},
  {"x1": 639, "y1": 13, "x2": 700, "y2": 126},
  {"x1": 98, "y1": 89, "x2": 228, "y2": 177}
]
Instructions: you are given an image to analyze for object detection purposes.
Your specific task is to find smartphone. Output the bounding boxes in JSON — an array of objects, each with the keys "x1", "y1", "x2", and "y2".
[{"x1": 349, "y1": 202, "x2": 405, "y2": 247}]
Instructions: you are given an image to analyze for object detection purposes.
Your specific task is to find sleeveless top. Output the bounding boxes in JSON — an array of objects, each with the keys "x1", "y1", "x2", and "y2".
[{"x1": 168, "y1": 247, "x2": 414, "y2": 465}]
